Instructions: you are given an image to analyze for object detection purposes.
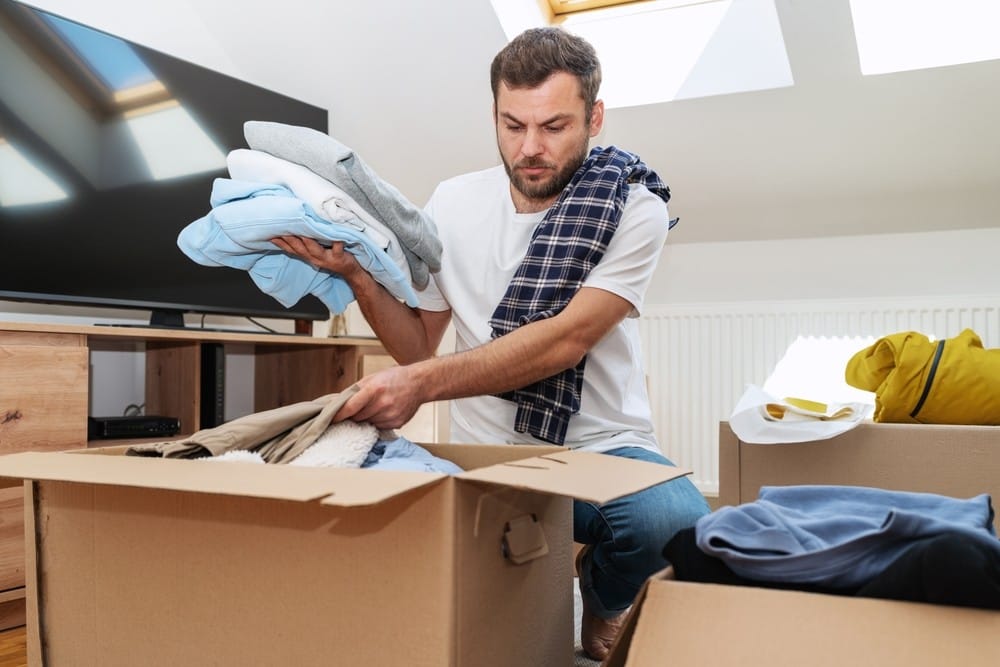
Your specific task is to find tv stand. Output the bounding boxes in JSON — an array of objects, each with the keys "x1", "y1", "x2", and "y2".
[
  {"x1": 0, "y1": 320, "x2": 384, "y2": 630},
  {"x1": 95, "y1": 322, "x2": 312, "y2": 336}
]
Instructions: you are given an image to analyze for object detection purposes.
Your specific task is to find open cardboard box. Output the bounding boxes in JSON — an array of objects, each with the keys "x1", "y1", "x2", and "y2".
[
  {"x1": 605, "y1": 421, "x2": 1000, "y2": 666},
  {"x1": 0, "y1": 442, "x2": 689, "y2": 666},
  {"x1": 719, "y1": 421, "x2": 1000, "y2": 531},
  {"x1": 605, "y1": 568, "x2": 1000, "y2": 666}
]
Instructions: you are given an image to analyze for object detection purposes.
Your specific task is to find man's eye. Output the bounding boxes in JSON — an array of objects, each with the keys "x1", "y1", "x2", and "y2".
[
  {"x1": 545, "y1": 125, "x2": 565, "y2": 133},
  {"x1": 507, "y1": 125, "x2": 524, "y2": 132}
]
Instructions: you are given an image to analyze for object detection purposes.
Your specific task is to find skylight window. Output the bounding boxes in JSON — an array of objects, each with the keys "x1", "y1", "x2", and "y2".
[
  {"x1": 491, "y1": 0, "x2": 793, "y2": 109},
  {"x1": 850, "y1": 0, "x2": 1000, "y2": 75},
  {"x1": 547, "y1": 0, "x2": 646, "y2": 15}
]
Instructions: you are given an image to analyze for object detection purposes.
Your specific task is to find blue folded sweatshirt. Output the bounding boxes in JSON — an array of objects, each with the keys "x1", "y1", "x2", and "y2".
[{"x1": 695, "y1": 484, "x2": 1000, "y2": 588}]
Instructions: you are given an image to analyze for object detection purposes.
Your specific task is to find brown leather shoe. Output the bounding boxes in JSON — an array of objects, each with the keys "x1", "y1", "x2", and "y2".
[
  {"x1": 576, "y1": 545, "x2": 628, "y2": 661},
  {"x1": 580, "y1": 603, "x2": 627, "y2": 661}
]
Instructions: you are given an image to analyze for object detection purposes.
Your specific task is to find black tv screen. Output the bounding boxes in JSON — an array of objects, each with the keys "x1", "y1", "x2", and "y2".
[{"x1": 0, "y1": 1, "x2": 330, "y2": 325}]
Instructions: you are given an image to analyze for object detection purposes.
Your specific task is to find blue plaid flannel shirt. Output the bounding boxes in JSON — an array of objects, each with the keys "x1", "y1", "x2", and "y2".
[{"x1": 489, "y1": 145, "x2": 675, "y2": 445}]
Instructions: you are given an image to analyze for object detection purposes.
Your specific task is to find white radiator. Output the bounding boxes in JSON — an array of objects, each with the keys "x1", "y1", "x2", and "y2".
[{"x1": 638, "y1": 296, "x2": 1000, "y2": 494}]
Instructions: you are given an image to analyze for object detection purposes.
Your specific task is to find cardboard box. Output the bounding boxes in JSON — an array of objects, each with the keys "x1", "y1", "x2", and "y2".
[
  {"x1": 0, "y1": 443, "x2": 689, "y2": 666},
  {"x1": 719, "y1": 421, "x2": 1000, "y2": 530},
  {"x1": 606, "y1": 568, "x2": 1000, "y2": 666},
  {"x1": 604, "y1": 423, "x2": 1000, "y2": 665}
]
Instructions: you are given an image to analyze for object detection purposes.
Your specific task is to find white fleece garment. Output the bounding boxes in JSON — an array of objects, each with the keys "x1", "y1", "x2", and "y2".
[{"x1": 288, "y1": 420, "x2": 379, "y2": 468}]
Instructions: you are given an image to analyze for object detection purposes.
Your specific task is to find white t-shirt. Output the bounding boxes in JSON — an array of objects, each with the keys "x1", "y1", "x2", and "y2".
[{"x1": 419, "y1": 165, "x2": 669, "y2": 453}]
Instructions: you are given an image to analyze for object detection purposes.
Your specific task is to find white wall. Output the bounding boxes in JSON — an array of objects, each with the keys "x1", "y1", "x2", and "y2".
[{"x1": 649, "y1": 227, "x2": 1000, "y2": 305}]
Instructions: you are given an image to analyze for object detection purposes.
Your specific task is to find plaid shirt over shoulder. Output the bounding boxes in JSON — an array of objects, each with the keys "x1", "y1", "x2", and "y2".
[{"x1": 489, "y1": 145, "x2": 675, "y2": 445}]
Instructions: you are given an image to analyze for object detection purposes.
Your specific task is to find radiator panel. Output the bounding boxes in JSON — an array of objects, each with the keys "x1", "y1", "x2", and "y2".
[{"x1": 639, "y1": 297, "x2": 1000, "y2": 494}]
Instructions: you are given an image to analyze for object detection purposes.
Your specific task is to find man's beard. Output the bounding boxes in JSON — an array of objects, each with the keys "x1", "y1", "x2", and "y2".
[{"x1": 503, "y1": 141, "x2": 590, "y2": 205}]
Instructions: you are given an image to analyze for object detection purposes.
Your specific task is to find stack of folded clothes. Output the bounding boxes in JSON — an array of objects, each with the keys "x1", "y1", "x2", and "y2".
[{"x1": 177, "y1": 121, "x2": 442, "y2": 314}]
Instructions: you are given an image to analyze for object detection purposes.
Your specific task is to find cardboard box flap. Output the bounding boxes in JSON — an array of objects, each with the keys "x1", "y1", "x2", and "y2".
[
  {"x1": 318, "y1": 470, "x2": 446, "y2": 507},
  {"x1": 0, "y1": 451, "x2": 442, "y2": 504},
  {"x1": 457, "y1": 451, "x2": 691, "y2": 504}
]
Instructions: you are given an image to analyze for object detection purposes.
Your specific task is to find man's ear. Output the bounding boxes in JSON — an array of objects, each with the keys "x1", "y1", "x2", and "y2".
[{"x1": 589, "y1": 99, "x2": 605, "y2": 137}]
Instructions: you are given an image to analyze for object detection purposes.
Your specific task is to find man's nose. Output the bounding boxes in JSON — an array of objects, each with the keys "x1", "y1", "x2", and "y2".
[{"x1": 521, "y1": 127, "x2": 543, "y2": 157}]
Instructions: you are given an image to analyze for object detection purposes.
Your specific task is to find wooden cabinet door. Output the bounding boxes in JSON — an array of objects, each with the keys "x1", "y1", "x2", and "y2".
[
  {"x1": 0, "y1": 334, "x2": 88, "y2": 599},
  {"x1": 0, "y1": 337, "x2": 88, "y2": 454}
]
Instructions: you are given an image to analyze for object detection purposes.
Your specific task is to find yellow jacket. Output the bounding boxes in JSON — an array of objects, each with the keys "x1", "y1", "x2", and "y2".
[{"x1": 845, "y1": 328, "x2": 1000, "y2": 424}]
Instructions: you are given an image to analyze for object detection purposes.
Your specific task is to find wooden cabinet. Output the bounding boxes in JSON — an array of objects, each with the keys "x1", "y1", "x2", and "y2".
[{"x1": 0, "y1": 321, "x2": 383, "y2": 629}]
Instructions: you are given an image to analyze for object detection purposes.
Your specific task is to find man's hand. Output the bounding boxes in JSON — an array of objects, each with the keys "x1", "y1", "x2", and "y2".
[
  {"x1": 335, "y1": 365, "x2": 424, "y2": 430},
  {"x1": 271, "y1": 235, "x2": 359, "y2": 278}
]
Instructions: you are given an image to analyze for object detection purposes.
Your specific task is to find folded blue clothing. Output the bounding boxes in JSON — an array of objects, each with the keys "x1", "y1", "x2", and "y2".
[
  {"x1": 209, "y1": 177, "x2": 289, "y2": 209},
  {"x1": 180, "y1": 180, "x2": 285, "y2": 269},
  {"x1": 362, "y1": 437, "x2": 463, "y2": 474},
  {"x1": 696, "y1": 484, "x2": 1000, "y2": 589},
  {"x1": 243, "y1": 252, "x2": 353, "y2": 312},
  {"x1": 178, "y1": 179, "x2": 419, "y2": 313}
]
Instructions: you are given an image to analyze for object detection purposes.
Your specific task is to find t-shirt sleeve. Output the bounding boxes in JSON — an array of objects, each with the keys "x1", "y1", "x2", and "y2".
[
  {"x1": 583, "y1": 183, "x2": 669, "y2": 317},
  {"x1": 416, "y1": 189, "x2": 451, "y2": 312}
]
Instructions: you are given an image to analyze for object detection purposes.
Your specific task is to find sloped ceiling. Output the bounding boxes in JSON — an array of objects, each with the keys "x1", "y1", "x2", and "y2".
[{"x1": 21, "y1": 0, "x2": 1000, "y2": 244}]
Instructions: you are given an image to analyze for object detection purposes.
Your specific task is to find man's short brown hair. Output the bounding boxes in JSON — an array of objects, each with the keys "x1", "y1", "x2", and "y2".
[{"x1": 490, "y1": 27, "x2": 602, "y2": 119}]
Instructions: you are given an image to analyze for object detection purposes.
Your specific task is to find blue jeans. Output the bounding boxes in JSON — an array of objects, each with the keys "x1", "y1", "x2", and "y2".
[{"x1": 574, "y1": 446, "x2": 711, "y2": 617}]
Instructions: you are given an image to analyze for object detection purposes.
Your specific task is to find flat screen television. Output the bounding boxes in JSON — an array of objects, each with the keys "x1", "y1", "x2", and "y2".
[{"x1": 0, "y1": 0, "x2": 330, "y2": 328}]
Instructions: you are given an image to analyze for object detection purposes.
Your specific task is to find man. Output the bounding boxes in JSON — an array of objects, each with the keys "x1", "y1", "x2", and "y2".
[{"x1": 273, "y1": 26, "x2": 710, "y2": 661}]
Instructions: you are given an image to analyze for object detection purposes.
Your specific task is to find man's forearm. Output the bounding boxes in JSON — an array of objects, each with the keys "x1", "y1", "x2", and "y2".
[
  {"x1": 402, "y1": 286, "x2": 635, "y2": 406},
  {"x1": 347, "y1": 269, "x2": 435, "y2": 364},
  {"x1": 334, "y1": 288, "x2": 633, "y2": 430}
]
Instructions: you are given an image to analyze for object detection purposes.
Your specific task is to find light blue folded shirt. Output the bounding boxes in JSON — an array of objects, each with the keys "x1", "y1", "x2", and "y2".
[
  {"x1": 178, "y1": 179, "x2": 419, "y2": 314},
  {"x1": 362, "y1": 437, "x2": 464, "y2": 474},
  {"x1": 696, "y1": 484, "x2": 1000, "y2": 589}
]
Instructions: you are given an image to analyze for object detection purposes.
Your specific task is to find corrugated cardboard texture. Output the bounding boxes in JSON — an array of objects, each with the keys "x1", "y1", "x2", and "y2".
[
  {"x1": 453, "y1": 482, "x2": 573, "y2": 667},
  {"x1": 719, "y1": 421, "x2": 1000, "y2": 531},
  {"x1": 35, "y1": 479, "x2": 456, "y2": 666},
  {"x1": 614, "y1": 574, "x2": 1000, "y2": 666}
]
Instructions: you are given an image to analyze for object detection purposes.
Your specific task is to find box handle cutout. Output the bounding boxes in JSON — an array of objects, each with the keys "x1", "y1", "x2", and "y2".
[{"x1": 501, "y1": 513, "x2": 549, "y2": 565}]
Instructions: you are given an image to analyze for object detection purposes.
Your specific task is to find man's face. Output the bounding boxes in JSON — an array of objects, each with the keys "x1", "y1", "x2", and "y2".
[{"x1": 495, "y1": 72, "x2": 604, "y2": 212}]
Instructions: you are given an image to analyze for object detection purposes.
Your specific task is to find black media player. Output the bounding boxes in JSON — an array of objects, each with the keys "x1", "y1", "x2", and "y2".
[{"x1": 88, "y1": 415, "x2": 181, "y2": 440}]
